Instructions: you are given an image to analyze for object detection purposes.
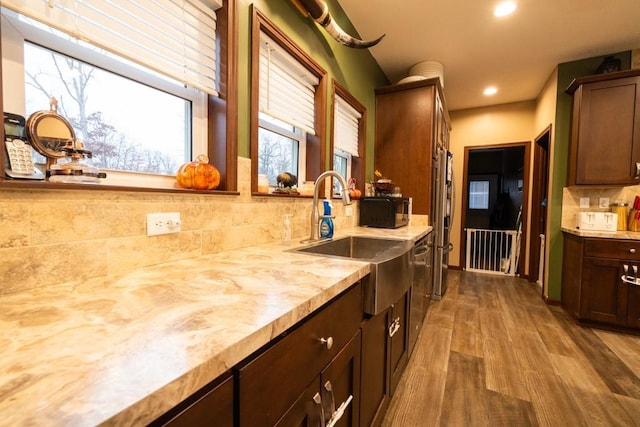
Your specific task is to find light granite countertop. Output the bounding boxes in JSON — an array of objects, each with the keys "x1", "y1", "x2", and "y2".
[
  {"x1": 561, "y1": 226, "x2": 640, "y2": 240},
  {"x1": 0, "y1": 224, "x2": 431, "y2": 426}
]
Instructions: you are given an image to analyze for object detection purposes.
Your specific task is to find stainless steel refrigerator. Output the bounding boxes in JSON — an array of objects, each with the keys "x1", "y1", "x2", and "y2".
[{"x1": 432, "y1": 148, "x2": 454, "y2": 300}]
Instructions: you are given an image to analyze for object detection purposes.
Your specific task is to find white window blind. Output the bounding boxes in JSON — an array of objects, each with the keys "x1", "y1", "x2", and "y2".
[
  {"x1": 1, "y1": 0, "x2": 221, "y2": 95},
  {"x1": 259, "y1": 32, "x2": 319, "y2": 135},
  {"x1": 334, "y1": 95, "x2": 361, "y2": 157}
]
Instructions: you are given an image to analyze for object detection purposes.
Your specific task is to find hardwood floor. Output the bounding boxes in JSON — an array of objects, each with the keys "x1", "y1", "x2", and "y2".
[{"x1": 382, "y1": 270, "x2": 640, "y2": 427}]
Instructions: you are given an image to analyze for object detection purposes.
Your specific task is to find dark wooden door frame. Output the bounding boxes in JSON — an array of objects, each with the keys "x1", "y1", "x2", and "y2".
[
  {"x1": 459, "y1": 141, "x2": 531, "y2": 277},
  {"x1": 529, "y1": 125, "x2": 552, "y2": 292}
]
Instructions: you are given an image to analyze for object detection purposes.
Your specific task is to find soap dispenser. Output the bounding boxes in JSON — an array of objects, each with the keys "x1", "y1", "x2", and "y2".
[{"x1": 319, "y1": 199, "x2": 334, "y2": 238}]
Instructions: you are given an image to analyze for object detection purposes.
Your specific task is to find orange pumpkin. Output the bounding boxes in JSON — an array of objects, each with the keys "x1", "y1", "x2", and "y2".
[
  {"x1": 349, "y1": 188, "x2": 362, "y2": 200},
  {"x1": 176, "y1": 154, "x2": 220, "y2": 190}
]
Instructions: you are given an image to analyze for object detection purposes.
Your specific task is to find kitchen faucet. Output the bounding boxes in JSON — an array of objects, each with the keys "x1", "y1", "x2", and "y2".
[{"x1": 304, "y1": 170, "x2": 352, "y2": 242}]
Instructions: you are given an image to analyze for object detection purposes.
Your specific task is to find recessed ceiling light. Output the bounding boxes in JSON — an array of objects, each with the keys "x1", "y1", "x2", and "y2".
[
  {"x1": 484, "y1": 86, "x2": 498, "y2": 96},
  {"x1": 494, "y1": 1, "x2": 517, "y2": 17}
]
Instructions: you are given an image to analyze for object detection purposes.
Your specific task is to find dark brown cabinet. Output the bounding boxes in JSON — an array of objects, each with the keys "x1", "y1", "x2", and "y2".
[
  {"x1": 359, "y1": 309, "x2": 390, "y2": 427},
  {"x1": 277, "y1": 331, "x2": 361, "y2": 427},
  {"x1": 388, "y1": 291, "x2": 410, "y2": 396},
  {"x1": 359, "y1": 289, "x2": 411, "y2": 427},
  {"x1": 375, "y1": 78, "x2": 450, "y2": 215},
  {"x1": 561, "y1": 233, "x2": 640, "y2": 331},
  {"x1": 150, "y1": 373, "x2": 234, "y2": 427},
  {"x1": 237, "y1": 283, "x2": 363, "y2": 427},
  {"x1": 566, "y1": 69, "x2": 640, "y2": 186}
]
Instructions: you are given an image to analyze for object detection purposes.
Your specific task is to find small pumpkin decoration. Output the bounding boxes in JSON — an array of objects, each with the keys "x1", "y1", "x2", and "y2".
[
  {"x1": 348, "y1": 178, "x2": 362, "y2": 200},
  {"x1": 176, "y1": 154, "x2": 220, "y2": 190}
]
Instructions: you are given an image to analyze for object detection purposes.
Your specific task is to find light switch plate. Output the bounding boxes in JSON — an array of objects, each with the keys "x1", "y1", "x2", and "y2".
[{"x1": 579, "y1": 197, "x2": 590, "y2": 209}]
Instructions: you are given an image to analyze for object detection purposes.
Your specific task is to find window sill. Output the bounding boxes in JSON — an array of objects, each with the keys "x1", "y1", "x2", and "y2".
[
  {"x1": 0, "y1": 178, "x2": 240, "y2": 196},
  {"x1": 251, "y1": 192, "x2": 313, "y2": 198}
]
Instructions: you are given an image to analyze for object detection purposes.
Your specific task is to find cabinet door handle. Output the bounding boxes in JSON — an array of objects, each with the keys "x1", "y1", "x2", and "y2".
[
  {"x1": 323, "y1": 381, "x2": 336, "y2": 417},
  {"x1": 388, "y1": 317, "x2": 401, "y2": 337},
  {"x1": 635, "y1": 162, "x2": 640, "y2": 179},
  {"x1": 319, "y1": 336, "x2": 334, "y2": 350},
  {"x1": 630, "y1": 248, "x2": 637, "y2": 254},
  {"x1": 313, "y1": 392, "x2": 326, "y2": 427},
  {"x1": 621, "y1": 275, "x2": 640, "y2": 286},
  {"x1": 621, "y1": 264, "x2": 640, "y2": 286}
]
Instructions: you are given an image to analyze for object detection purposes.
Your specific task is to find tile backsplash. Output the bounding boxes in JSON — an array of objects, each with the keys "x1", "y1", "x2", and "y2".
[
  {"x1": 0, "y1": 158, "x2": 363, "y2": 295},
  {"x1": 562, "y1": 184, "x2": 640, "y2": 228}
]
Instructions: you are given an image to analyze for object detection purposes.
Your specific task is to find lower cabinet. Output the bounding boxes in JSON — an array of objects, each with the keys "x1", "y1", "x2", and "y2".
[
  {"x1": 277, "y1": 331, "x2": 361, "y2": 427},
  {"x1": 237, "y1": 283, "x2": 363, "y2": 427},
  {"x1": 359, "y1": 289, "x2": 411, "y2": 427},
  {"x1": 628, "y1": 284, "x2": 640, "y2": 328},
  {"x1": 562, "y1": 233, "x2": 640, "y2": 331},
  {"x1": 360, "y1": 309, "x2": 389, "y2": 427},
  {"x1": 388, "y1": 291, "x2": 410, "y2": 396}
]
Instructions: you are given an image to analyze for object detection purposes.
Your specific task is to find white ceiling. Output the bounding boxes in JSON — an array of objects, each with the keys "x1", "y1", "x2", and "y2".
[{"x1": 337, "y1": 0, "x2": 640, "y2": 111}]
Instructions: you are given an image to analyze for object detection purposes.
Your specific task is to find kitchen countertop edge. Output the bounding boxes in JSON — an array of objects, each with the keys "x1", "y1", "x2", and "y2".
[{"x1": 561, "y1": 226, "x2": 640, "y2": 240}]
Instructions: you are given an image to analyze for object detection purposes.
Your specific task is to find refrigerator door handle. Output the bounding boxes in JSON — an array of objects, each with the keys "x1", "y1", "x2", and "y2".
[{"x1": 450, "y1": 166, "x2": 456, "y2": 227}]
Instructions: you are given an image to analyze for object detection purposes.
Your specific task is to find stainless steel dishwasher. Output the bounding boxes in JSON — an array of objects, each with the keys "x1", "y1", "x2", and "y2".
[{"x1": 409, "y1": 231, "x2": 434, "y2": 355}]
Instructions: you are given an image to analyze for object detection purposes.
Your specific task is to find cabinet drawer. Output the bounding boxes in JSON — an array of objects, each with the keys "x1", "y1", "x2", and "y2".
[
  {"x1": 238, "y1": 283, "x2": 363, "y2": 427},
  {"x1": 584, "y1": 239, "x2": 640, "y2": 261}
]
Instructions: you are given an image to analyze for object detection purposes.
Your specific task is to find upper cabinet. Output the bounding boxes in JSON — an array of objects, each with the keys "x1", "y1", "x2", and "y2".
[
  {"x1": 374, "y1": 78, "x2": 450, "y2": 216},
  {"x1": 566, "y1": 69, "x2": 640, "y2": 186}
]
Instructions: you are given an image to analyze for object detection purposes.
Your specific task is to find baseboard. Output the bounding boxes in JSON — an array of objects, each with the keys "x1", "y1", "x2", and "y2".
[{"x1": 543, "y1": 295, "x2": 561, "y2": 306}]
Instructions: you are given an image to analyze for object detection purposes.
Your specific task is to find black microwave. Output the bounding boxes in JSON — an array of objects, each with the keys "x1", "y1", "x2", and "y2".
[{"x1": 359, "y1": 196, "x2": 410, "y2": 228}]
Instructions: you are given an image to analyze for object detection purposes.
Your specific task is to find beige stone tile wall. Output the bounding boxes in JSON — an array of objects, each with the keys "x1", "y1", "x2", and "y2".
[
  {"x1": 562, "y1": 184, "x2": 640, "y2": 228},
  {"x1": 0, "y1": 158, "x2": 358, "y2": 295}
]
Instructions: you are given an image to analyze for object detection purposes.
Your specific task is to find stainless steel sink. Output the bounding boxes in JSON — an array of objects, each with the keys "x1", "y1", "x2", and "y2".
[{"x1": 292, "y1": 236, "x2": 413, "y2": 315}]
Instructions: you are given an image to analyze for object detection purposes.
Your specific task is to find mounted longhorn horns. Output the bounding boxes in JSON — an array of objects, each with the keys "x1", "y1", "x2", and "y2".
[{"x1": 291, "y1": 0, "x2": 385, "y2": 49}]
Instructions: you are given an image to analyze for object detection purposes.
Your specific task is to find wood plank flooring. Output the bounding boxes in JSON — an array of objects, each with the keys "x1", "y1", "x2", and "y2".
[{"x1": 382, "y1": 270, "x2": 640, "y2": 427}]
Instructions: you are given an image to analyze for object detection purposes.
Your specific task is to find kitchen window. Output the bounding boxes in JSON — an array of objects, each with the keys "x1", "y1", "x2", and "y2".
[
  {"x1": 250, "y1": 7, "x2": 327, "y2": 193},
  {"x1": 0, "y1": 0, "x2": 237, "y2": 191},
  {"x1": 331, "y1": 81, "x2": 366, "y2": 196},
  {"x1": 258, "y1": 114, "x2": 306, "y2": 185}
]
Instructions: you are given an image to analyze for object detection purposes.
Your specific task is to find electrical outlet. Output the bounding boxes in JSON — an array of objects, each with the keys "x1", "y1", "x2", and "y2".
[
  {"x1": 598, "y1": 197, "x2": 610, "y2": 209},
  {"x1": 345, "y1": 206, "x2": 353, "y2": 217},
  {"x1": 146, "y1": 212, "x2": 181, "y2": 236},
  {"x1": 579, "y1": 197, "x2": 590, "y2": 209}
]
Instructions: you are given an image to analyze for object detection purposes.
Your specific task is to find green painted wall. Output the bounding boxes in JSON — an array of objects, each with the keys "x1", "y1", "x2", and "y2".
[
  {"x1": 546, "y1": 51, "x2": 631, "y2": 301},
  {"x1": 236, "y1": 0, "x2": 390, "y2": 180}
]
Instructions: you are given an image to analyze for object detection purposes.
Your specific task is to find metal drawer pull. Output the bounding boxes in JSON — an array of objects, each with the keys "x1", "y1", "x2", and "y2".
[
  {"x1": 630, "y1": 248, "x2": 637, "y2": 254},
  {"x1": 324, "y1": 381, "x2": 353, "y2": 427},
  {"x1": 319, "y1": 336, "x2": 334, "y2": 350},
  {"x1": 635, "y1": 162, "x2": 640, "y2": 179},
  {"x1": 388, "y1": 317, "x2": 401, "y2": 337}
]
